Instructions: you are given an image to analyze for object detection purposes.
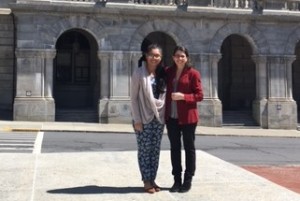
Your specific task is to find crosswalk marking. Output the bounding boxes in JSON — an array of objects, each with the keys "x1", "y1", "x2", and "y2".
[
  {"x1": 0, "y1": 132, "x2": 37, "y2": 153},
  {"x1": 33, "y1": 132, "x2": 43, "y2": 154}
]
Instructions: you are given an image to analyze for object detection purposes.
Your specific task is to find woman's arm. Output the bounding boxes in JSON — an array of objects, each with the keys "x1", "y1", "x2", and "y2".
[
  {"x1": 183, "y1": 70, "x2": 204, "y2": 104},
  {"x1": 130, "y1": 70, "x2": 142, "y2": 129}
]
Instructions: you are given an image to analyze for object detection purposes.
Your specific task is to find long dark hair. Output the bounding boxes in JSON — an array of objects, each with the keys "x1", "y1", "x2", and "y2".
[
  {"x1": 172, "y1": 45, "x2": 193, "y2": 68},
  {"x1": 138, "y1": 44, "x2": 166, "y2": 94}
]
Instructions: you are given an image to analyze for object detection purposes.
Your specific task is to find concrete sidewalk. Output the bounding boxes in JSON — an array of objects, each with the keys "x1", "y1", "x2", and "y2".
[
  {"x1": 1, "y1": 120, "x2": 300, "y2": 137},
  {"x1": 1, "y1": 120, "x2": 300, "y2": 201}
]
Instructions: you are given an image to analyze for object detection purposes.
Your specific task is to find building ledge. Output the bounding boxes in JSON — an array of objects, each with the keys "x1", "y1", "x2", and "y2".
[
  {"x1": 0, "y1": 8, "x2": 11, "y2": 14},
  {"x1": 8, "y1": 1, "x2": 300, "y2": 23}
]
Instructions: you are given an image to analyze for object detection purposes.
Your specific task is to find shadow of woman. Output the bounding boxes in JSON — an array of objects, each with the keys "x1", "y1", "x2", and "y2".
[{"x1": 47, "y1": 185, "x2": 146, "y2": 194}]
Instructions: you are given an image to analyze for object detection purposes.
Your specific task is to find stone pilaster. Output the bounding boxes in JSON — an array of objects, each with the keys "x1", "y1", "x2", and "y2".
[
  {"x1": 108, "y1": 51, "x2": 133, "y2": 123},
  {"x1": 97, "y1": 51, "x2": 139, "y2": 124},
  {"x1": 266, "y1": 55, "x2": 297, "y2": 129},
  {"x1": 109, "y1": 51, "x2": 131, "y2": 99},
  {"x1": 13, "y1": 48, "x2": 56, "y2": 121}
]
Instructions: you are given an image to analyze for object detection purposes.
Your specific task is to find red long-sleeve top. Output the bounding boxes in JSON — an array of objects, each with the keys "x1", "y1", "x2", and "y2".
[{"x1": 165, "y1": 66, "x2": 204, "y2": 125}]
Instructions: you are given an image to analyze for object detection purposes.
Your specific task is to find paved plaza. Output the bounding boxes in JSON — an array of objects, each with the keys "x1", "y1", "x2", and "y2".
[{"x1": 0, "y1": 121, "x2": 300, "y2": 201}]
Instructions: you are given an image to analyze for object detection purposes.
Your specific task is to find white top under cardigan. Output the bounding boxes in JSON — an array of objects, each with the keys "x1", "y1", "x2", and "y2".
[{"x1": 130, "y1": 63, "x2": 166, "y2": 124}]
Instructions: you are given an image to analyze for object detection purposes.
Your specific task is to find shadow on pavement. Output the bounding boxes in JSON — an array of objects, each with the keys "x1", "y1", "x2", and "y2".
[{"x1": 47, "y1": 185, "x2": 169, "y2": 194}]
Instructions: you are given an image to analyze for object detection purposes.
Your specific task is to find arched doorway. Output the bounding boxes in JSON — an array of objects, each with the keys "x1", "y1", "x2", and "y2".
[
  {"x1": 54, "y1": 29, "x2": 99, "y2": 122},
  {"x1": 141, "y1": 32, "x2": 176, "y2": 66},
  {"x1": 218, "y1": 34, "x2": 257, "y2": 126},
  {"x1": 292, "y1": 42, "x2": 300, "y2": 124}
]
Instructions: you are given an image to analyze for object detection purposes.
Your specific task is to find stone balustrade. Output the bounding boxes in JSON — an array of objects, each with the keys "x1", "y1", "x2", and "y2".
[
  {"x1": 286, "y1": 0, "x2": 300, "y2": 10},
  {"x1": 12, "y1": 0, "x2": 300, "y2": 11}
]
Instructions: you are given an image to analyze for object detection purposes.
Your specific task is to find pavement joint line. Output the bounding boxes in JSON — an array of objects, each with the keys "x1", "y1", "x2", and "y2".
[
  {"x1": 11, "y1": 128, "x2": 41, "y2": 132},
  {"x1": 1, "y1": 126, "x2": 12, "y2": 132}
]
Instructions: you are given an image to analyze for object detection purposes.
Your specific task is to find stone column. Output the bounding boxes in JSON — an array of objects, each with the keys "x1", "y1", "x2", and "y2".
[
  {"x1": 210, "y1": 54, "x2": 222, "y2": 100},
  {"x1": 97, "y1": 51, "x2": 111, "y2": 123},
  {"x1": 13, "y1": 48, "x2": 56, "y2": 121},
  {"x1": 130, "y1": 51, "x2": 141, "y2": 76},
  {"x1": 43, "y1": 49, "x2": 56, "y2": 121},
  {"x1": 266, "y1": 55, "x2": 297, "y2": 129},
  {"x1": 192, "y1": 53, "x2": 222, "y2": 127},
  {"x1": 43, "y1": 49, "x2": 56, "y2": 99},
  {"x1": 285, "y1": 55, "x2": 296, "y2": 100},
  {"x1": 207, "y1": 53, "x2": 222, "y2": 126},
  {"x1": 252, "y1": 55, "x2": 268, "y2": 128}
]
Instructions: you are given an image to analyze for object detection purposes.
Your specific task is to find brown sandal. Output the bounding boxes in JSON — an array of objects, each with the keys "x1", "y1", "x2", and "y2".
[
  {"x1": 144, "y1": 181, "x2": 155, "y2": 194},
  {"x1": 152, "y1": 181, "x2": 161, "y2": 192},
  {"x1": 144, "y1": 187, "x2": 156, "y2": 194}
]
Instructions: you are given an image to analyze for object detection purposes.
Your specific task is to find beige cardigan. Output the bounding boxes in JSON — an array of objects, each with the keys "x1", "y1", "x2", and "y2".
[{"x1": 130, "y1": 64, "x2": 166, "y2": 124}]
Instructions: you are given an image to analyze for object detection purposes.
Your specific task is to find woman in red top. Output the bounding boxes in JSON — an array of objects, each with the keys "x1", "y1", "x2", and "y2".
[{"x1": 165, "y1": 46, "x2": 203, "y2": 193}]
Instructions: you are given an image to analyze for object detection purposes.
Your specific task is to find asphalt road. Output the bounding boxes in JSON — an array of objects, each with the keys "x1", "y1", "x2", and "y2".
[{"x1": 42, "y1": 132, "x2": 300, "y2": 166}]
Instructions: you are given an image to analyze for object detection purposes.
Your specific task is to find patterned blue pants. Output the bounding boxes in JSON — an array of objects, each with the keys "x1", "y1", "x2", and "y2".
[{"x1": 135, "y1": 118, "x2": 164, "y2": 181}]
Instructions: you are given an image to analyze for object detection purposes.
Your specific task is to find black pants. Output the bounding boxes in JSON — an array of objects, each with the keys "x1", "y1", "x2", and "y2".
[{"x1": 166, "y1": 118, "x2": 197, "y2": 180}]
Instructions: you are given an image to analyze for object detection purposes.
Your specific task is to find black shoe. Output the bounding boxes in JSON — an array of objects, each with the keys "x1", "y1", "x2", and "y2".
[
  {"x1": 169, "y1": 182, "x2": 181, "y2": 192},
  {"x1": 178, "y1": 182, "x2": 191, "y2": 193}
]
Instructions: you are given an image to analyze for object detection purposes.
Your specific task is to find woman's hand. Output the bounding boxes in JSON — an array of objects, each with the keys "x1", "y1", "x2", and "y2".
[
  {"x1": 134, "y1": 122, "x2": 143, "y2": 132},
  {"x1": 171, "y1": 92, "x2": 185, "y2": 101}
]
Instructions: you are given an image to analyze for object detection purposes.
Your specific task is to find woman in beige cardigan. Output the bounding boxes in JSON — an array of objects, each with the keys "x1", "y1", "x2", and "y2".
[{"x1": 131, "y1": 44, "x2": 166, "y2": 194}]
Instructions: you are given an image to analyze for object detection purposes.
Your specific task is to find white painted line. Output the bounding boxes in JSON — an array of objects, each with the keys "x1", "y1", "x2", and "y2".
[
  {"x1": 33, "y1": 132, "x2": 44, "y2": 154},
  {"x1": 30, "y1": 154, "x2": 38, "y2": 201},
  {"x1": 0, "y1": 147, "x2": 33, "y2": 150},
  {"x1": 30, "y1": 132, "x2": 44, "y2": 201},
  {"x1": 0, "y1": 143, "x2": 33, "y2": 146},
  {"x1": 0, "y1": 140, "x2": 33, "y2": 143}
]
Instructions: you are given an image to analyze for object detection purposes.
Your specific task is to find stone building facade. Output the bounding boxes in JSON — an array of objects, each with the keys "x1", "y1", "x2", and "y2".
[{"x1": 0, "y1": 0, "x2": 300, "y2": 129}]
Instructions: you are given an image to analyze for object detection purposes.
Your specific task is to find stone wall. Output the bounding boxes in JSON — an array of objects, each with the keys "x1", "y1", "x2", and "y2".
[
  {"x1": 8, "y1": 1, "x2": 300, "y2": 128},
  {"x1": 0, "y1": 0, "x2": 16, "y2": 8}
]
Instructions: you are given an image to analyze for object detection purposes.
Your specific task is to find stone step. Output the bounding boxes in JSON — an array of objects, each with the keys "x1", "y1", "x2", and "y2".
[
  {"x1": 55, "y1": 109, "x2": 98, "y2": 123},
  {"x1": 222, "y1": 111, "x2": 258, "y2": 127}
]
